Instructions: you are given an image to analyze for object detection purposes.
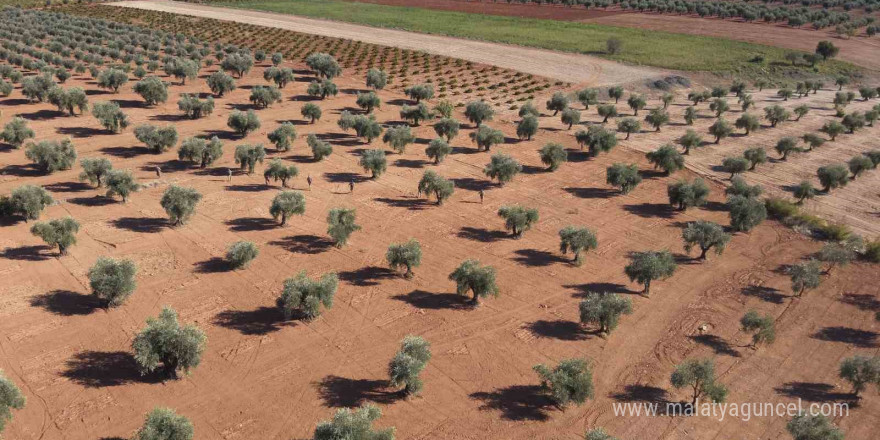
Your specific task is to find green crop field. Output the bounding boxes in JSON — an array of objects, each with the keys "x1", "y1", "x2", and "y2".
[{"x1": 213, "y1": 0, "x2": 857, "y2": 76}]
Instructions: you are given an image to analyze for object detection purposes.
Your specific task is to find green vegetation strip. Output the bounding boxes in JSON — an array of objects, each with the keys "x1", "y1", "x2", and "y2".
[{"x1": 216, "y1": 0, "x2": 856, "y2": 75}]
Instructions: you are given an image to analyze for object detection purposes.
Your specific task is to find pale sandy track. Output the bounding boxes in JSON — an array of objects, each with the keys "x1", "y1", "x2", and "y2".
[{"x1": 109, "y1": 0, "x2": 666, "y2": 86}]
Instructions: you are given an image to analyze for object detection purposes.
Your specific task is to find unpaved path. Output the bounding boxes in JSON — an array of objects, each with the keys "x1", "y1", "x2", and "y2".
[{"x1": 109, "y1": 0, "x2": 666, "y2": 85}]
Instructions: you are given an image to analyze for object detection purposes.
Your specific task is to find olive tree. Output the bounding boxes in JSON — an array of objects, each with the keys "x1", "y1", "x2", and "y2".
[
  {"x1": 497, "y1": 205, "x2": 538, "y2": 238},
  {"x1": 616, "y1": 118, "x2": 640, "y2": 140},
  {"x1": 790, "y1": 259, "x2": 821, "y2": 297},
  {"x1": 277, "y1": 271, "x2": 339, "y2": 320},
  {"x1": 301, "y1": 103, "x2": 322, "y2": 123},
  {"x1": 721, "y1": 157, "x2": 749, "y2": 179},
  {"x1": 221, "y1": 53, "x2": 254, "y2": 78},
  {"x1": 3, "y1": 185, "x2": 53, "y2": 221},
  {"x1": 388, "y1": 335, "x2": 431, "y2": 395},
  {"x1": 264, "y1": 66, "x2": 295, "y2": 88},
  {"x1": 794, "y1": 104, "x2": 810, "y2": 121},
  {"x1": 682, "y1": 220, "x2": 730, "y2": 260},
  {"x1": 584, "y1": 428, "x2": 618, "y2": 440},
  {"x1": 577, "y1": 88, "x2": 598, "y2": 109},
  {"x1": 160, "y1": 185, "x2": 202, "y2": 226},
  {"x1": 670, "y1": 359, "x2": 728, "y2": 407},
  {"x1": 356, "y1": 92, "x2": 381, "y2": 113},
  {"x1": 132, "y1": 307, "x2": 206, "y2": 378},
  {"x1": 558, "y1": 226, "x2": 598, "y2": 266},
  {"x1": 684, "y1": 106, "x2": 697, "y2": 125},
  {"x1": 307, "y1": 79, "x2": 338, "y2": 100},
  {"x1": 177, "y1": 94, "x2": 214, "y2": 119},
  {"x1": 234, "y1": 144, "x2": 266, "y2": 174},
  {"x1": 449, "y1": 259, "x2": 498, "y2": 304},
  {"x1": 383, "y1": 125, "x2": 415, "y2": 153},
  {"x1": 471, "y1": 124, "x2": 505, "y2": 151},
  {"x1": 307, "y1": 134, "x2": 333, "y2": 160},
  {"x1": 226, "y1": 241, "x2": 258, "y2": 269},
  {"x1": 667, "y1": 178, "x2": 709, "y2": 210},
  {"x1": 134, "y1": 408, "x2": 193, "y2": 440},
  {"x1": 534, "y1": 359, "x2": 594, "y2": 407},
  {"x1": 30, "y1": 217, "x2": 79, "y2": 256},
  {"x1": 786, "y1": 413, "x2": 843, "y2": 440},
  {"x1": 727, "y1": 195, "x2": 766, "y2": 232},
  {"x1": 227, "y1": 110, "x2": 261, "y2": 136},
  {"x1": 327, "y1": 208, "x2": 361, "y2": 247},
  {"x1": 517, "y1": 115, "x2": 539, "y2": 140},
  {"x1": 96, "y1": 68, "x2": 128, "y2": 92},
  {"x1": 644, "y1": 108, "x2": 669, "y2": 131},
  {"x1": 425, "y1": 138, "x2": 451, "y2": 164},
  {"x1": 820, "y1": 120, "x2": 845, "y2": 141},
  {"x1": 359, "y1": 149, "x2": 387, "y2": 178},
  {"x1": 624, "y1": 250, "x2": 676, "y2": 295},
  {"x1": 817, "y1": 242, "x2": 855, "y2": 274},
  {"x1": 484, "y1": 153, "x2": 522, "y2": 186},
  {"x1": 417, "y1": 170, "x2": 454, "y2": 205},
  {"x1": 164, "y1": 57, "x2": 199, "y2": 84},
  {"x1": 677, "y1": 129, "x2": 703, "y2": 155},
  {"x1": 546, "y1": 92, "x2": 569, "y2": 115},
  {"x1": 579, "y1": 292, "x2": 632, "y2": 335},
  {"x1": 92, "y1": 101, "x2": 130, "y2": 133},
  {"x1": 848, "y1": 155, "x2": 873, "y2": 178},
  {"x1": 793, "y1": 181, "x2": 816, "y2": 204},
  {"x1": 1, "y1": 117, "x2": 35, "y2": 148},
  {"x1": 25, "y1": 139, "x2": 77, "y2": 174},
  {"x1": 433, "y1": 118, "x2": 460, "y2": 142},
  {"x1": 133, "y1": 76, "x2": 168, "y2": 106},
  {"x1": 178, "y1": 137, "x2": 223, "y2": 168},
  {"x1": 606, "y1": 163, "x2": 641, "y2": 194},
  {"x1": 608, "y1": 86, "x2": 624, "y2": 103},
  {"x1": 764, "y1": 105, "x2": 791, "y2": 128},
  {"x1": 88, "y1": 257, "x2": 137, "y2": 307},
  {"x1": 735, "y1": 113, "x2": 760, "y2": 135},
  {"x1": 404, "y1": 84, "x2": 434, "y2": 103},
  {"x1": 774, "y1": 137, "x2": 801, "y2": 160},
  {"x1": 726, "y1": 177, "x2": 762, "y2": 199},
  {"x1": 802, "y1": 133, "x2": 826, "y2": 151},
  {"x1": 264, "y1": 159, "x2": 299, "y2": 187},
  {"x1": 134, "y1": 125, "x2": 178, "y2": 154},
  {"x1": 47, "y1": 86, "x2": 88, "y2": 115},
  {"x1": 386, "y1": 239, "x2": 422, "y2": 279},
  {"x1": 708, "y1": 118, "x2": 732, "y2": 143},
  {"x1": 250, "y1": 85, "x2": 282, "y2": 109},
  {"x1": 270, "y1": 191, "x2": 306, "y2": 227},
  {"x1": 268, "y1": 122, "x2": 297, "y2": 152},
  {"x1": 709, "y1": 98, "x2": 729, "y2": 118},
  {"x1": 105, "y1": 170, "x2": 139, "y2": 202},
  {"x1": 740, "y1": 310, "x2": 776, "y2": 349},
  {"x1": 743, "y1": 147, "x2": 767, "y2": 171},
  {"x1": 539, "y1": 143, "x2": 568, "y2": 171},
  {"x1": 365, "y1": 68, "x2": 388, "y2": 90},
  {"x1": 0, "y1": 371, "x2": 25, "y2": 434},
  {"x1": 464, "y1": 100, "x2": 494, "y2": 126},
  {"x1": 646, "y1": 144, "x2": 684, "y2": 175},
  {"x1": 839, "y1": 355, "x2": 880, "y2": 397},
  {"x1": 597, "y1": 104, "x2": 618, "y2": 123},
  {"x1": 207, "y1": 71, "x2": 236, "y2": 96},
  {"x1": 817, "y1": 164, "x2": 849, "y2": 191},
  {"x1": 79, "y1": 157, "x2": 112, "y2": 187},
  {"x1": 576, "y1": 125, "x2": 618, "y2": 156},
  {"x1": 314, "y1": 405, "x2": 394, "y2": 440}
]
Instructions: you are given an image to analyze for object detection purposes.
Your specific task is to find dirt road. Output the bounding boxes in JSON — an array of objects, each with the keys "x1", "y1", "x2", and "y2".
[{"x1": 108, "y1": 0, "x2": 666, "y2": 86}]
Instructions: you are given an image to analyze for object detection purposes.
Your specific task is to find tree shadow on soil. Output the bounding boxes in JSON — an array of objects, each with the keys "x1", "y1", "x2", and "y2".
[
  {"x1": 470, "y1": 384, "x2": 556, "y2": 421},
  {"x1": 30, "y1": 290, "x2": 102, "y2": 316},
  {"x1": 61, "y1": 351, "x2": 162, "y2": 388},
  {"x1": 811, "y1": 326, "x2": 878, "y2": 348},
  {"x1": 110, "y1": 217, "x2": 167, "y2": 233},
  {"x1": 316, "y1": 375, "x2": 402, "y2": 408},
  {"x1": 741, "y1": 285, "x2": 787, "y2": 304},
  {"x1": 774, "y1": 382, "x2": 855, "y2": 403},
  {"x1": 338, "y1": 266, "x2": 397, "y2": 287},
  {"x1": 689, "y1": 334, "x2": 741, "y2": 357},
  {"x1": 0, "y1": 245, "x2": 54, "y2": 261},
  {"x1": 511, "y1": 249, "x2": 568, "y2": 267},
  {"x1": 392, "y1": 289, "x2": 473, "y2": 310},
  {"x1": 456, "y1": 226, "x2": 507, "y2": 243},
  {"x1": 269, "y1": 234, "x2": 334, "y2": 254},
  {"x1": 212, "y1": 307, "x2": 292, "y2": 335},
  {"x1": 526, "y1": 320, "x2": 593, "y2": 341}
]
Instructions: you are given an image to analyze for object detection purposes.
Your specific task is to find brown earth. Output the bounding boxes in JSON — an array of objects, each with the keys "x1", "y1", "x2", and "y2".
[{"x1": 1, "y1": 60, "x2": 879, "y2": 440}]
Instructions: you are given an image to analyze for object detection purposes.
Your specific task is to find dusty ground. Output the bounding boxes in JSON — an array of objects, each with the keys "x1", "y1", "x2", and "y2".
[
  {"x1": 108, "y1": 0, "x2": 667, "y2": 86},
  {"x1": 584, "y1": 14, "x2": 880, "y2": 72},
  {"x1": 1, "y1": 54, "x2": 878, "y2": 439}
]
